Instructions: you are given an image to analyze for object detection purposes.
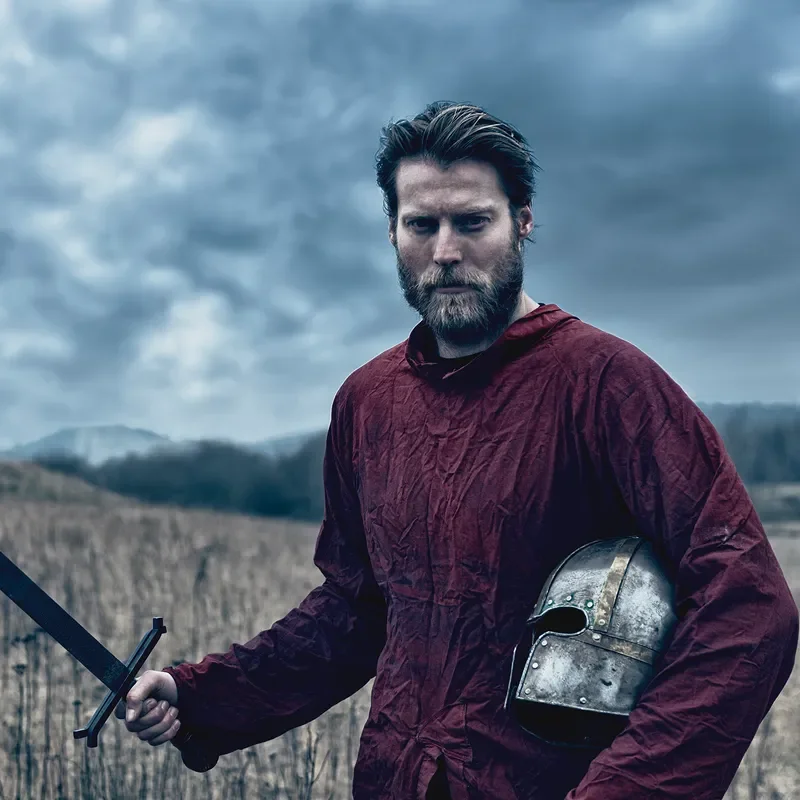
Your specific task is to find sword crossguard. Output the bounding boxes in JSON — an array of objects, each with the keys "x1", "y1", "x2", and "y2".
[{"x1": 74, "y1": 617, "x2": 219, "y2": 773}]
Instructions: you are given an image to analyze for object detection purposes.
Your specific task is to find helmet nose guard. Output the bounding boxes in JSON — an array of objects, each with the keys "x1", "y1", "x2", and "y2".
[{"x1": 505, "y1": 537, "x2": 677, "y2": 748}]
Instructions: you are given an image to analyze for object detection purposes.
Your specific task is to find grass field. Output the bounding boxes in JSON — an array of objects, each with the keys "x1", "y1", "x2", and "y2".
[{"x1": 0, "y1": 463, "x2": 797, "y2": 799}]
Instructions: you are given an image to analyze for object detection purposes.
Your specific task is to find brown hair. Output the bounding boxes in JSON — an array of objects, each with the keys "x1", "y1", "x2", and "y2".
[{"x1": 375, "y1": 101, "x2": 540, "y2": 242}]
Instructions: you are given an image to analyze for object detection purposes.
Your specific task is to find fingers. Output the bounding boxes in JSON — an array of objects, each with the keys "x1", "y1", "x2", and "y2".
[
  {"x1": 135, "y1": 704, "x2": 180, "y2": 743},
  {"x1": 147, "y1": 717, "x2": 181, "y2": 746},
  {"x1": 125, "y1": 699, "x2": 161, "y2": 731},
  {"x1": 116, "y1": 693, "x2": 154, "y2": 720},
  {"x1": 113, "y1": 670, "x2": 182, "y2": 748}
]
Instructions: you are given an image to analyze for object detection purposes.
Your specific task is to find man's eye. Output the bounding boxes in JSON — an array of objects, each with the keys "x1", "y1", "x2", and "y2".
[{"x1": 406, "y1": 218, "x2": 487, "y2": 231}]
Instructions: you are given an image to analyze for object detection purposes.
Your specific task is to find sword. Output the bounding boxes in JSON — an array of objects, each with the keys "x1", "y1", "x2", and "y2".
[{"x1": 0, "y1": 550, "x2": 218, "y2": 772}]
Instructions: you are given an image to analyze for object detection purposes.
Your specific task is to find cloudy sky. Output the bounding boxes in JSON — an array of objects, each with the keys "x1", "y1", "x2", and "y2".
[{"x1": 0, "y1": 0, "x2": 798, "y2": 447}]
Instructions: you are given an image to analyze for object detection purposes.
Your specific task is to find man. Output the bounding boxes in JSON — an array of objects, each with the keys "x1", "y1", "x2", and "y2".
[{"x1": 119, "y1": 102, "x2": 799, "y2": 799}]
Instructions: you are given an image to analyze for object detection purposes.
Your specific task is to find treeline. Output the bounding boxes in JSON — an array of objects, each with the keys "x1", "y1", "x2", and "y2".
[
  {"x1": 30, "y1": 411, "x2": 800, "y2": 522},
  {"x1": 33, "y1": 435, "x2": 326, "y2": 521},
  {"x1": 719, "y1": 409, "x2": 800, "y2": 485}
]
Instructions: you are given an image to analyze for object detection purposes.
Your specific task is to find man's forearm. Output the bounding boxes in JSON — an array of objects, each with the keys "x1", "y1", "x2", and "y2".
[{"x1": 163, "y1": 577, "x2": 387, "y2": 755}]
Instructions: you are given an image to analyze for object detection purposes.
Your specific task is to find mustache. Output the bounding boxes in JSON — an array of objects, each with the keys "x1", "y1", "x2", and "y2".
[{"x1": 417, "y1": 268, "x2": 491, "y2": 292}]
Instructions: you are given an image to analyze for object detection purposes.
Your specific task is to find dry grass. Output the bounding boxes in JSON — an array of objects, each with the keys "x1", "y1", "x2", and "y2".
[
  {"x1": 0, "y1": 488, "x2": 371, "y2": 799},
  {"x1": 725, "y1": 528, "x2": 800, "y2": 800},
  {"x1": 0, "y1": 463, "x2": 797, "y2": 798}
]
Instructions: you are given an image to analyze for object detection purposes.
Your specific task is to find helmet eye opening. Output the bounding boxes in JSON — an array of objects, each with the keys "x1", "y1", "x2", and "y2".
[{"x1": 533, "y1": 607, "x2": 587, "y2": 638}]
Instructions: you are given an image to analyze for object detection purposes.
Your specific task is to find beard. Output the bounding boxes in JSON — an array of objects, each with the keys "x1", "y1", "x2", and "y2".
[{"x1": 396, "y1": 234, "x2": 525, "y2": 350}]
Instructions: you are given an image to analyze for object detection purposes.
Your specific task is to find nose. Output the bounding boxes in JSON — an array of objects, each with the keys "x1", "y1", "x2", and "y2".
[{"x1": 433, "y1": 225, "x2": 462, "y2": 266}]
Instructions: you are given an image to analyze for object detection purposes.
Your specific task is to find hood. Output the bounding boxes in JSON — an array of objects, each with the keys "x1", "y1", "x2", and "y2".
[{"x1": 404, "y1": 303, "x2": 578, "y2": 386}]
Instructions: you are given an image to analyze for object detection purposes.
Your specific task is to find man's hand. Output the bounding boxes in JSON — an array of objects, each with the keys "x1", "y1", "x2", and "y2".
[{"x1": 114, "y1": 669, "x2": 181, "y2": 746}]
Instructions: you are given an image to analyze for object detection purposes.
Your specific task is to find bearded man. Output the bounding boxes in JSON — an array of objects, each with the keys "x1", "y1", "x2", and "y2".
[{"x1": 118, "y1": 101, "x2": 798, "y2": 799}]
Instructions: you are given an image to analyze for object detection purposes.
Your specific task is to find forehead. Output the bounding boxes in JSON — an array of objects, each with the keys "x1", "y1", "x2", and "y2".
[{"x1": 394, "y1": 158, "x2": 507, "y2": 215}]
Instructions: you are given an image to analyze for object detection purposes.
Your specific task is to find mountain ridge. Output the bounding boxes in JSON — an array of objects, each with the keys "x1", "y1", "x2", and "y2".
[{"x1": 1, "y1": 424, "x2": 321, "y2": 466}]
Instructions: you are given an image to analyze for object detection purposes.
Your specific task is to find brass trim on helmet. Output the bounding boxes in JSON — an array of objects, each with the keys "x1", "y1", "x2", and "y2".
[
  {"x1": 572, "y1": 628, "x2": 658, "y2": 665},
  {"x1": 592, "y1": 538, "x2": 641, "y2": 632}
]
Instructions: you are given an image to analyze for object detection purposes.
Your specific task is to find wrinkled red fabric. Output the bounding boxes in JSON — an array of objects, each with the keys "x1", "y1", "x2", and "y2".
[{"x1": 165, "y1": 304, "x2": 798, "y2": 799}]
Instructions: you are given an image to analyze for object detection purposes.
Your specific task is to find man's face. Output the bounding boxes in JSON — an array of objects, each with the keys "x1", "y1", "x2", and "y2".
[{"x1": 390, "y1": 158, "x2": 533, "y2": 349}]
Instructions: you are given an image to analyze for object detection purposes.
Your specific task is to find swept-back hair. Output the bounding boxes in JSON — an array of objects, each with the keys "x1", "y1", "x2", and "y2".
[{"x1": 375, "y1": 101, "x2": 540, "y2": 240}]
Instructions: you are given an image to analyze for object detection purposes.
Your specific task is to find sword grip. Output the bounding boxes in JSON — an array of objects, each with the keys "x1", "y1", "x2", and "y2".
[
  {"x1": 171, "y1": 725, "x2": 220, "y2": 772},
  {"x1": 74, "y1": 617, "x2": 220, "y2": 772}
]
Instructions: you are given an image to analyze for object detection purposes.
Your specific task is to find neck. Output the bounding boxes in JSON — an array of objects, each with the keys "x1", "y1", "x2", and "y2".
[{"x1": 436, "y1": 292, "x2": 540, "y2": 359}]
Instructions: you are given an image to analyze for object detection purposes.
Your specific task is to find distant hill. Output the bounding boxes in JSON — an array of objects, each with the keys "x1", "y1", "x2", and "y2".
[
  {"x1": 0, "y1": 425, "x2": 172, "y2": 466},
  {"x1": 0, "y1": 425, "x2": 323, "y2": 468},
  {"x1": 0, "y1": 460, "x2": 136, "y2": 506}
]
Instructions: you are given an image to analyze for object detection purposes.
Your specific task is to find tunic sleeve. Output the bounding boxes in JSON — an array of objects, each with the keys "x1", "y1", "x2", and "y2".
[
  {"x1": 567, "y1": 345, "x2": 799, "y2": 799},
  {"x1": 162, "y1": 389, "x2": 387, "y2": 757}
]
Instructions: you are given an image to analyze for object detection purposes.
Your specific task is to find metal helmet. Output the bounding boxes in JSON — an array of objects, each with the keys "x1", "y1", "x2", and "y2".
[{"x1": 505, "y1": 536, "x2": 677, "y2": 749}]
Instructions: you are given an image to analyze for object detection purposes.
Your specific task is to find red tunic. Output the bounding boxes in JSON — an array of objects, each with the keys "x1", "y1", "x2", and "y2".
[{"x1": 165, "y1": 304, "x2": 798, "y2": 799}]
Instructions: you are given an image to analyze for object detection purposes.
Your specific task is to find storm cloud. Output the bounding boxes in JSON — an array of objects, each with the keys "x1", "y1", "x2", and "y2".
[{"x1": 0, "y1": 0, "x2": 798, "y2": 446}]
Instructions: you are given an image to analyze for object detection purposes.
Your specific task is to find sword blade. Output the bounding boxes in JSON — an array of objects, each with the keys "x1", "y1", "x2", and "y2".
[{"x1": 0, "y1": 551, "x2": 129, "y2": 692}]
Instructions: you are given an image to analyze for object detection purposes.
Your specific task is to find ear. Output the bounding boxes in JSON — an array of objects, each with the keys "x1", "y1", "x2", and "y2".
[
  {"x1": 388, "y1": 219, "x2": 397, "y2": 247},
  {"x1": 517, "y1": 205, "x2": 534, "y2": 240}
]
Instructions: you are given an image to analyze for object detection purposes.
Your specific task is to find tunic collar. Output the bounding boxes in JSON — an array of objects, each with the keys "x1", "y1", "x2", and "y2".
[{"x1": 405, "y1": 303, "x2": 576, "y2": 386}]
